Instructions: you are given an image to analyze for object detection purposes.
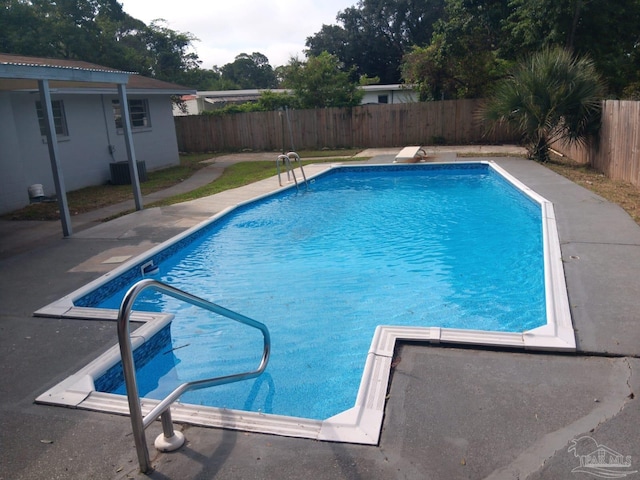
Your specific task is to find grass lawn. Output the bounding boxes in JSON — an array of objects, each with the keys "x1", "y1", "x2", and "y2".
[{"x1": 1, "y1": 150, "x2": 359, "y2": 221}]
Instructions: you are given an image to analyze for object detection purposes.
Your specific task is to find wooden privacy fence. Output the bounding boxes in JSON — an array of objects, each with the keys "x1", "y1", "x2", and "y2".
[
  {"x1": 174, "y1": 99, "x2": 518, "y2": 153},
  {"x1": 552, "y1": 100, "x2": 640, "y2": 187}
]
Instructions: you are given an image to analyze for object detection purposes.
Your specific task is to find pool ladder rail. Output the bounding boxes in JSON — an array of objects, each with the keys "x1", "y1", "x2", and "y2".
[
  {"x1": 117, "y1": 278, "x2": 271, "y2": 473},
  {"x1": 276, "y1": 151, "x2": 309, "y2": 190}
]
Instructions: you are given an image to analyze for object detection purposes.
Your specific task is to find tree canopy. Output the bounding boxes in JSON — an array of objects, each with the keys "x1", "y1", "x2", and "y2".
[
  {"x1": 0, "y1": 0, "x2": 282, "y2": 90},
  {"x1": 307, "y1": 0, "x2": 640, "y2": 98},
  {"x1": 0, "y1": 0, "x2": 199, "y2": 84},
  {"x1": 220, "y1": 53, "x2": 278, "y2": 89},
  {"x1": 280, "y1": 52, "x2": 363, "y2": 109},
  {"x1": 4, "y1": 0, "x2": 640, "y2": 101},
  {"x1": 306, "y1": 0, "x2": 445, "y2": 84}
]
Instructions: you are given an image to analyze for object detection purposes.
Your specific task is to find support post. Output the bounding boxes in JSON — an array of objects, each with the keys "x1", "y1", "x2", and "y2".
[
  {"x1": 117, "y1": 83, "x2": 143, "y2": 211},
  {"x1": 38, "y1": 79, "x2": 72, "y2": 237}
]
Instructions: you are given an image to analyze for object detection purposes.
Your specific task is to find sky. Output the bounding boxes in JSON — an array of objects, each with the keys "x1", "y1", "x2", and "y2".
[{"x1": 118, "y1": 0, "x2": 357, "y2": 69}]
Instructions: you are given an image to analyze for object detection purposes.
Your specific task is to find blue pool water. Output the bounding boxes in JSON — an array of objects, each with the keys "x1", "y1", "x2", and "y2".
[{"x1": 92, "y1": 164, "x2": 545, "y2": 420}]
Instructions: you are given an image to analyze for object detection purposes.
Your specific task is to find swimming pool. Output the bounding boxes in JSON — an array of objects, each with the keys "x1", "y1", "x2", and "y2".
[{"x1": 36, "y1": 161, "x2": 575, "y2": 444}]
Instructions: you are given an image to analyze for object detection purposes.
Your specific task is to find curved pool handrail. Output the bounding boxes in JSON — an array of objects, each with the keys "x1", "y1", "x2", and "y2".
[
  {"x1": 286, "y1": 151, "x2": 309, "y2": 187},
  {"x1": 276, "y1": 151, "x2": 308, "y2": 190},
  {"x1": 116, "y1": 278, "x2": 271, "y2": 473}
]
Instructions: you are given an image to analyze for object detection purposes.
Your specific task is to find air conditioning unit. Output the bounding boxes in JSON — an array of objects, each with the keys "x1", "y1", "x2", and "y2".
[{"x1": 109, "y1": 161, "x2": 147, "y2": 185}]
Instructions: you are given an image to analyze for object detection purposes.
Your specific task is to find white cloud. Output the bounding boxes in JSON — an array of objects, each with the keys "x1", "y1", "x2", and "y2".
[{"x1": 118, "y1": 0, "x2": 355, "y2": 68}]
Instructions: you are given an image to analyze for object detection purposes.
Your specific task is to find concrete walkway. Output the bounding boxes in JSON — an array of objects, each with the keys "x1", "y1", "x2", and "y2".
[{"x1": 1, "y1": 148, "x2": 639, "y2": 480}]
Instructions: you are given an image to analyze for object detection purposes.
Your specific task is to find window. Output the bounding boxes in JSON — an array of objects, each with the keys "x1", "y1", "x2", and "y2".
[
  {"x1": 378, "y1": 95, "x2": 389, "y2": 104},
  {"x1": 35, "y1": 100, "x2": 69, "y2": 137},
  {"x1": 112, "y1": 99, "x2": 151, "y2": 130}
]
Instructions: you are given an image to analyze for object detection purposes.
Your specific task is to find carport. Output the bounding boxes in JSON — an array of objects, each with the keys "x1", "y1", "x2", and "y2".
[{"x1": 0, "y1": 56, "x2": 144, "y2": 237}]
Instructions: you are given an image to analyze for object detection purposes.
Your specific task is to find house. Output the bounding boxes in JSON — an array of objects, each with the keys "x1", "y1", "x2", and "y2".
[
  {"x1": 172, "y1": 89, "x2": 278, "y2": 116},
  {"x1": 173, "y1": 84, "x2": 418, "y2": 116},
  {"x1": 359, "y1": 84, "x2": 419, "y2": 105},
  {"x1": 0, "y1": 53, "x2": 194, "y2": 222}
]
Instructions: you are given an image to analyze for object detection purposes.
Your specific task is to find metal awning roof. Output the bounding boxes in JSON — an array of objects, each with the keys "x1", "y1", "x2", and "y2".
[
  {"x1": 0, "y1": 54, "x2": 132, "y2": 87},
  {"x1": 0, "y1": 53, "x2": 194, "y2": 94}
]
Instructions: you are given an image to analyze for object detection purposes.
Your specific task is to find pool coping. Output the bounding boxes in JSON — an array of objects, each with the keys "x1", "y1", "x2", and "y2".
[{"x1": 34, "y1": 161, "x2": 575, "y2": 445}]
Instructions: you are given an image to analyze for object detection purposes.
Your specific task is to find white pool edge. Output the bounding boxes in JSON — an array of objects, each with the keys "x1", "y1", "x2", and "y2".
[{"x1": 34, "y1": 161, "x2": 576, "y2": 445}]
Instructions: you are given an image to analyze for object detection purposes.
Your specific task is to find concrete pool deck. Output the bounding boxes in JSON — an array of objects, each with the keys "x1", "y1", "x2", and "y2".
[{"x1": 1, "y1": 148, "x2": 639, "y2": 479}]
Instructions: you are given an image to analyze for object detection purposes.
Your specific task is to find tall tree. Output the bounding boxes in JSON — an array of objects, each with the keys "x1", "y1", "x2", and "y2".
[
  {"x1": 1, "y1": 0, "x2": 101, "y2": 59},
  {"x1": 503, "y1": 0, "x2": 640, "y2": 95},
  {"x1": 138, "y1": 20, "x2": 200, "y2": 82},
  {"x1": 280, "y1": 52, "x2": 363, "y2": 108},
  {"x1": 0, "y1": 0, "x2": 202, "y2": 86},
  {"x1": 31, "y1": 0, "x2": 101, "y2": 59},
  {"x1": 1, "y1": 1, "x2": 40, "y2": 55},
  {"x1": 92, "y1": 3, "x2": 150, "y2": 72},
  {"x1": 306, "y1": 0, "x2": 446, "y2": 84},
  {"x1": 309, "y1": 0, "x2": 640, "y2": 97},
  {"x1": 220, "y1": 52, "x2": 278, "y2": 89},
  {"x1": 402, "y1": 0, "x2": 511, "y2": 99}
]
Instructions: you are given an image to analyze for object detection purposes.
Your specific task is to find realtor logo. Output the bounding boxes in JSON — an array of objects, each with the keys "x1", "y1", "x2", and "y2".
[{"x1": 569, "y1": 436, "x2": 637, "y2": 478}]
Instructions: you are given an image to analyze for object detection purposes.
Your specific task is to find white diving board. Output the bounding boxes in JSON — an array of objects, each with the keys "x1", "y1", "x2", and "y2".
[{"x1": 394, "y1": 146, "x2": 427, "y2": 163}]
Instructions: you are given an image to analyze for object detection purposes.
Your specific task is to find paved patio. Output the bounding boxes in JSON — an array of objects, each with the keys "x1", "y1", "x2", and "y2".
[{"x1": 1, "y1": 148, "x2": 639, "y2": 479}]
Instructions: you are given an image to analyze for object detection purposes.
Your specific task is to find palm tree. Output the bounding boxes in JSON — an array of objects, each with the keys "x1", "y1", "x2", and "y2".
[{"x1": 481, "y1": 47, "x2": 605, "y2": 162}]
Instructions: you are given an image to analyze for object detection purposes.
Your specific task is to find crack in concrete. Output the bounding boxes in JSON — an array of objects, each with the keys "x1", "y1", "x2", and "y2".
[
  {"x1": 561, "y1": 241, "x2": 640, "y2": 247},
  {"x1": 481, "y1": 357, "x2": 634, "y2": 480}
]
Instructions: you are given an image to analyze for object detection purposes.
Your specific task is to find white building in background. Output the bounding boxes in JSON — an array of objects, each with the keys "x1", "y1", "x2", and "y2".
[
  {"x1": 359, "y1": 84, "x2": 419, "y2": 105},
  {"x1": 173, "y1": 84, "x2": 419, "y2": 116}
]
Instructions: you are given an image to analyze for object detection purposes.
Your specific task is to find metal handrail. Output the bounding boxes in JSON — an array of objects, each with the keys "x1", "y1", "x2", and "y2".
[
  {"x1": 117, "y1": 278, "x2": 271, "y2": 473},
  {"x1": 276, "y1": 151, "x2": 308, "y2": 190}
]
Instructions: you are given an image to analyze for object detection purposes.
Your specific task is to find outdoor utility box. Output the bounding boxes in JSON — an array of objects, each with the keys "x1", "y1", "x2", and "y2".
[{"x1": 109, "y1": 161, "x2": 147, "y2": 185}]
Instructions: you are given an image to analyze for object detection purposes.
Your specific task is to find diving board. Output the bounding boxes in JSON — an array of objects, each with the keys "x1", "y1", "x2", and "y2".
[{"x1": 394, "y1": 146, "x2": 427, "y2": 163}]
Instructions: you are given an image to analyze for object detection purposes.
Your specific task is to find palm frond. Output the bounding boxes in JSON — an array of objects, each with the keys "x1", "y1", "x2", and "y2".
[{"x1": 479, "y1": 47, "x2": 605, "y2": 161}]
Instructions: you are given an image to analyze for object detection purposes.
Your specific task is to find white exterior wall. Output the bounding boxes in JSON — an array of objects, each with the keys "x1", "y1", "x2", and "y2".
[
  {"x1": 0, "y1": 92, "x2": 180, "y2": 214},
  {"x1": 122, "y1": 95, "x2": 181, "y2": 171},
  {"x1": 175, "y1": 86, "x2": 420, "y2": 116},
  {"x1": 360, "y1": 88, "x2": 419, "y2": 105},
  {"x1": 0, "y1": 93, "x2": 27, "y2": 212},
  {"x1": 172, "y1": 97, "x2": 200, "y2": 116}
]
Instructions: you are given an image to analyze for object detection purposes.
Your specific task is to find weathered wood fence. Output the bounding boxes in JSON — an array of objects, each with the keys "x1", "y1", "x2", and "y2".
[
  {"x1": 552, "y1": 100, "x2": 640, "y2": 187},
  {"x1": 174, "y1": 99, "x2": 518, "y2": 153},
  {"x1": 175, "y1": 98, "x2": 640, "y2": 187}
]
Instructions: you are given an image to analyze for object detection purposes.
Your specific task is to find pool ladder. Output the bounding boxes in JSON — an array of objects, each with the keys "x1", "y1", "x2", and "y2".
[
  {"x1": 117, "y1": 278, "x2": 271, "y2": 473},
  {"x1": 276, "y1": 151, "x2": 309, "y2": 190}
]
